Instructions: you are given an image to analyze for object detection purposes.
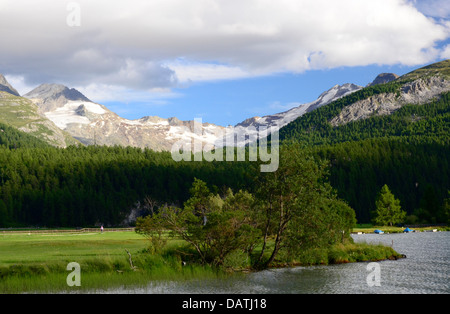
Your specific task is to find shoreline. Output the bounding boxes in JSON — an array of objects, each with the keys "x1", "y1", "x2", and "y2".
[
  {"x1": 352, "y1": 226, "x2": 450, "y2": 234},
  {"x1": 0, "y1": 239, "x2": 405, "y2": 293},
  {"x1": 5, "y1": 229, "x2": 448, "y2": 294}
]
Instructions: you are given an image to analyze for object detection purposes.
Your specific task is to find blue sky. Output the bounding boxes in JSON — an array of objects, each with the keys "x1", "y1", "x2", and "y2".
[
  {"x1": 1, "y1": 0, "x2": 450, "y2": 126},
  {"x1": 113, "y1": 63, "x2": 424, "y2": 126}
]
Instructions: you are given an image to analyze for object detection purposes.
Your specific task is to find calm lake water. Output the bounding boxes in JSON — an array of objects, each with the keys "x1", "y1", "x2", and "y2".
[{"x1": 105, "y1": 231, "x2": 449, "y2": 294}]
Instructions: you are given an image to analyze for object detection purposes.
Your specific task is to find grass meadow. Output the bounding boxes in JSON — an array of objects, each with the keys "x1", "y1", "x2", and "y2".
[{"x1": 0, "y1": 230, "x2": 224, "y2": 293}]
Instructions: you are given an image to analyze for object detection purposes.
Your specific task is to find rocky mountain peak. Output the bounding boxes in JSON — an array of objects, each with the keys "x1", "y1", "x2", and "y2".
[
  {"x1": 139, "y1": 116, "x2": 167, "y2": 124},
  {"x1": 168, "y1": 117, "x2": 183, "y2": 126},
  {"x1": 367, "y1": 73, "x2": 400, "y2": 87},
  {"x1": 24, "y1": 83, "x2": 91, "y2": 113},
  {"x1": 0, "y1": 73, "x2": 20, "y2": 96},
  {"x1": 235, "y1": 117, "x2": 262, "y2": 128},
  {"x1": 304, "y1": 83, "x2": 362, "y2": 114},
  {"x1": 24, "y1": 83, "x2": 91, "y2": 102}
]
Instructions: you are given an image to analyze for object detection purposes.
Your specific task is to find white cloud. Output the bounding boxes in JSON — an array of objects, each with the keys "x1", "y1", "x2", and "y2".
[
  {"x1": 440, "y1": 44, "x2": 450, "y2": 59},
  {"x1": 77, "y1": 83, "x2": 181, "y2": 105},
  {"x1": 0, "y1": 0, "x2": 448, "y2": 90},
  {"x1": 165, "y1": 60, "x2": 252, "y2": 83}
]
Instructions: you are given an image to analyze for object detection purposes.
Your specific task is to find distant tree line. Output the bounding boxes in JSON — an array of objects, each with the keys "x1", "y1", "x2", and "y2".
[{"x1": 0, "y1": 145, "x2": 256, "y2": 227}]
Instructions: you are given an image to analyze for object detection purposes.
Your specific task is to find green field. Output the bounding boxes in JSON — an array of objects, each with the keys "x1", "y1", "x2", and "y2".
[
  {"x1": 0, "y1": 230, "x2": 223, "y2": 293},
  {"x1": 0, "y1": 231, "x2": 145, "y2": 267}
]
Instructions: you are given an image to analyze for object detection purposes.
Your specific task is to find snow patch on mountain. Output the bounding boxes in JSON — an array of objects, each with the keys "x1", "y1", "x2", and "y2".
[
  {"x1": 166, "y1": 124, "x2": 225, "y2": 145},
  {"x1": 44, "y1": 101, "x2": 107, "y2": 129}
]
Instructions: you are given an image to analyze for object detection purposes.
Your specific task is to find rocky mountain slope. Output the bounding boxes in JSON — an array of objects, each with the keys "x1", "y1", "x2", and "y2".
[
  {"x1": 17, "y1": 81, "x2": 365, "y2": 151},
  {"x1": 279, "y1": 59, "x2": 450, "y2": 143},
  {"x1": 330, "y1": 67, "x2": 450, "y2": 127},
  {"x1": 232, "y1": 72, "x2": 404, "y2": 135},
  {"x1": 0, "y1": 76, "x2": 80, "y2": 147},
  {"x1": 0, "y1": 92, "x2": 80, "y2": 147}
]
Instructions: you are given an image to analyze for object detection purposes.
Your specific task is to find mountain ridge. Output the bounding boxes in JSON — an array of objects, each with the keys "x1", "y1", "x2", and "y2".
[
  {"x1": 20, "y1": 80, "x2": 363, "y2": 150},
  {"x1": 279, "y1": 59, "x2": 450, "y2": 143},
  {"x1": 235, "y1": 83, "x2": 362, "y2": 129},
  {"x1": 22, "y1": 85, "x2": 227, "y2": 151},
  {"x1": 1, "y1": 59, "x2": 449, "y2": 150}
]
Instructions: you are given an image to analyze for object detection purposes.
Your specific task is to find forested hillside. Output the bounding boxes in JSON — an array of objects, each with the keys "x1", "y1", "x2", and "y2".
[
  {"x1": 314, "y1": 139, "x2": 448, "y2": 223},
  {"x1": 279, "y1": 81, "x2": 406, "y2": 144},
  {"x1": 0, "y1": 145, "x2": 256, "y2": 227},
  {"x1": 0, "y1": 122, "x2": 51, "y2": 149},
  {"x1": 281, "y1": 92, "x2": 449, "y2": 146},
  {"x1": 278, "y1": 71, "x2": 449, "y2": 223}
]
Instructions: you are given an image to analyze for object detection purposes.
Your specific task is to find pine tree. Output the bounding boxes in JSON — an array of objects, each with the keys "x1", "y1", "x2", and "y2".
[{"x1": 373, "y1": 184, "x2": 406, "y2": 226}]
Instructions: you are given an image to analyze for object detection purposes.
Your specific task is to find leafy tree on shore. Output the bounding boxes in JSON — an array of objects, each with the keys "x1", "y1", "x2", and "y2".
[
  {"x1": 373, "y1": 184, "x2": 406, "y2": 226},
  {"x1": 254, "y1": 142, "x2": 356, "y2": 267},
  {"x1": 136, "y1": 140, "x2": 359, "y2": 269},
  {"x1": 136, "y1": 180, "x2": 260, "y2": 266}
]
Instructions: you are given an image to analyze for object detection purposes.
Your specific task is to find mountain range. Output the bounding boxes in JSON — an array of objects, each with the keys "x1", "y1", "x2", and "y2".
[{"x1": 1, "y1": 60, "x2": 449, "y2": 151}]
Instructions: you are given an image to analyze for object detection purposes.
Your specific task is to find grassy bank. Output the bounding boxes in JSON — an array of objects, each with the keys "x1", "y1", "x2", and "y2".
[
  {"x1": 0, "y1": 231, "x2": 227, "y2": 293},
  {"x1": 265, "y1": 241, "x2": 403, "y2": 269},
  {"x1": 0, "y1": 256, "x2": 225, "y2": 294},
  {"x1": 292, "y1": 242, "x2": 402, "y2": 266},
  {"x1": 0, "y1": 230, "x2": 403, "y2": 293}
]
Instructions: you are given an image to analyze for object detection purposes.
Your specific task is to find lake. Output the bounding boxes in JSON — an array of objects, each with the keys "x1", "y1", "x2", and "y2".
[{"x1": 103, "y1": 231, "x2": 449, "y2": 294}]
